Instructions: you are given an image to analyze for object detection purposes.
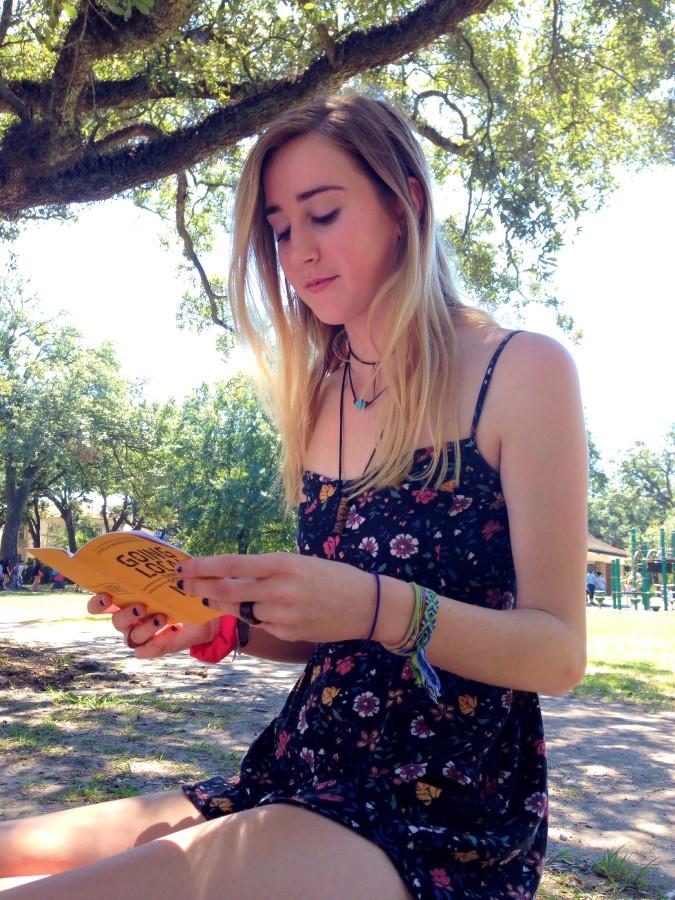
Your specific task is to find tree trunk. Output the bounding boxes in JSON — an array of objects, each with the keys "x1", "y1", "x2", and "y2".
[
  {"x1": 27, "y1": 498, "x2": 42, "y2": 548},
  {"x1": 237, "y1": 528, "x2": 250, "y2": 555},
  {"x1": 0, "y1": 463, "x2": 33, "y2": 562}
]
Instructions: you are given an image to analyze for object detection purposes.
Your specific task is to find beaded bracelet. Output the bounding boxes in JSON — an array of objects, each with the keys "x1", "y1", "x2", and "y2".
[{"x1": 382, "y1": 582, "x2": 441, "y2": 702}]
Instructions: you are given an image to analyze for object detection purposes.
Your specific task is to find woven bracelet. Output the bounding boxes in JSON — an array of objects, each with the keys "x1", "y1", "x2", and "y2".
[{"x1": 382, "y1": 583, "x2": 441, "y2": 702}]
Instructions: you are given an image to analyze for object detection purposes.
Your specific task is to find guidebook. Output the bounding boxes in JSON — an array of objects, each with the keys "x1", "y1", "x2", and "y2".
[{"x1": 31, "y1": 531, "x2": 222, "y2": 625}]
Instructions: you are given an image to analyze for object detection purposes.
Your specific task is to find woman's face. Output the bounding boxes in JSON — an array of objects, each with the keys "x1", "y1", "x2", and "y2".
[{"x1": 262, "y1": 133, "x2": 402, "y2": 328}]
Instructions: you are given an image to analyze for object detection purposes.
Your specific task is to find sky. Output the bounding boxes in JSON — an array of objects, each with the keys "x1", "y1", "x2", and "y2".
[{"x1": 7, "y1": 165, "x2": 674, "y2": 470}]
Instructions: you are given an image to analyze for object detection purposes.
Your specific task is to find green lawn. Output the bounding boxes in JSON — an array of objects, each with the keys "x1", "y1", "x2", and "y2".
[
  {"x1": 0, "y1": 589, "x2": 97, "y2": 625},
  {"x1": 573, "y1": 608, "x2": 675, "y2": 710}
]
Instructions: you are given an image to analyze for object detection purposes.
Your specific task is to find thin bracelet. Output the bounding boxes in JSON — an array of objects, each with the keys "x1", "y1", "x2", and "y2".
[{"x1": 365, "y1": 571, "x2": 381, "y2": 641}]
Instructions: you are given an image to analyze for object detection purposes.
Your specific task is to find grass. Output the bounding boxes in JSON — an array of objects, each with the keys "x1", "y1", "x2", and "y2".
[
  {"x1": 572, "y1": 609, "x2": 675, "y2": 710},
  {"x1": 0, "y1": 589, "x2": 99, "y2": 625},
  {"x1": 2, "y1": 594, "x2": 673, "y2": 897}
]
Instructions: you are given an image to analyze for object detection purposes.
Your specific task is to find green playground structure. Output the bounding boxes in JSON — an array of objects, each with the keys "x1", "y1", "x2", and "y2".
[{"x1": 609, "y1": 527, "x2": 673, "y2": 611}]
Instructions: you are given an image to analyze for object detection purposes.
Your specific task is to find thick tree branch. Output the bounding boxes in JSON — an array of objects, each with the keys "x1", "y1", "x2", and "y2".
[
  {"x1": 47, "y1": 0, "x2": 199, "y2": 137},
  {"x1": 0, "y1": 0, "x2": 494, "y2": 214},
  {"x1": 175, "y1": 170, "x2": 230, "y2": 331}
]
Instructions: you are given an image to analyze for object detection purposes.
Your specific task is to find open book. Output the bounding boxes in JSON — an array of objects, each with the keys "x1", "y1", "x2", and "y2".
[{"x1": 31, "y1": 531, "x2": 221, "y2": 625}]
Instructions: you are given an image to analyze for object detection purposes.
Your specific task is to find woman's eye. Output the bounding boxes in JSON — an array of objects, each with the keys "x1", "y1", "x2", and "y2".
[
  {"x1": 314, "y1": 209, "x2": 339, "y2": 227},
  {"x1": 274, "y1": 210, "x2": 339, "y2": 244}
]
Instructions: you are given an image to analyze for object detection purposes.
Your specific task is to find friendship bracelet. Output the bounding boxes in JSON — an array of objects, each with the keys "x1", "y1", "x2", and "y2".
[
  {"x1": 382, "y1": 582, "x2": 441, "y2": 703},
  {"x1": 365, "y1": 571, "x2": 381, "y2": 641}
]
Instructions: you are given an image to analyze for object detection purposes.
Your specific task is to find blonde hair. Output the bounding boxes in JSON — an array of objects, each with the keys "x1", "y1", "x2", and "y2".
[{"x1": 228, "y1": 91, "x2": 495, "y2": 515}]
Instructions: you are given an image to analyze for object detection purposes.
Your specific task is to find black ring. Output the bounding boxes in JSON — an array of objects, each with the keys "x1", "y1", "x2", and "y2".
[{"x1": 239, "y1": 601, "x2": 262, "y2": 626}]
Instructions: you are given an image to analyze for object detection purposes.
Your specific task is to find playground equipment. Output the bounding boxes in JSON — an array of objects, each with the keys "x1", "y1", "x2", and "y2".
[{"x1": 611, "y1": 527, "x2": 674, "y2": 611}]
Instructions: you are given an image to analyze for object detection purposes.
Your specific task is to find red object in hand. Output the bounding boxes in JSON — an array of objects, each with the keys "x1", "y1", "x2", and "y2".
[{"x1": 190, "y1": 615, "x2": 238, "y2": 663}]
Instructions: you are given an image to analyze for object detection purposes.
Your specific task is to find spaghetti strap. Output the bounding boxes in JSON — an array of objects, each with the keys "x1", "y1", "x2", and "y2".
[{"x1": 470, "y1": 330, "x2": 524, "y2": 440}]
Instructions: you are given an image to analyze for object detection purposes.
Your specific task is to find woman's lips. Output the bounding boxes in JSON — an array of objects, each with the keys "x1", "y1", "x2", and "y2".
[{"x1": 305, "y1": 276, "x2": 337, "y2": 293}]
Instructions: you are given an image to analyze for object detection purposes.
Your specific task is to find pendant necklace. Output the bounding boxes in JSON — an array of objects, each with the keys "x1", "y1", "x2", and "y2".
[
  {"x1": 333, "y1": 356, "x2": 384, "y2": 534},
  {"x1": 346, "y1": 341, "x2": 386, "y2": 410}
]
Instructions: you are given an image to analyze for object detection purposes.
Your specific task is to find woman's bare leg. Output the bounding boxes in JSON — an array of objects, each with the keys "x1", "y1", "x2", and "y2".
[
  {"x1": 0, "y1": 803, "x2": 411, "y2": 899},
  {"x1": 0, "y1": 790, "x2": 203, "y2": 877}
]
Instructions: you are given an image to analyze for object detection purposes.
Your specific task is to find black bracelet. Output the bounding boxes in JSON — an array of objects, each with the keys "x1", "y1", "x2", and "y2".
[{"x1": 237, "y1": 619, "x2": 250, "y2": 648}]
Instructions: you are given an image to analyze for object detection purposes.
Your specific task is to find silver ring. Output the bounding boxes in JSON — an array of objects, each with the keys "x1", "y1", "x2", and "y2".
[{"x1": 239, "y1": 601, "x2": 262, "y2": 626}]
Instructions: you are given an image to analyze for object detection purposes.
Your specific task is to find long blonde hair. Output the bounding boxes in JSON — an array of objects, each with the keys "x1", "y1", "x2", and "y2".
[{"x1": 228, "y1": 91, "x2": 495, "y2": 515}]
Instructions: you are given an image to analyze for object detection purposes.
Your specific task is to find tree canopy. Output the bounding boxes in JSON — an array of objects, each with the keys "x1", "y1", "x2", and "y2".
[{"x1": 1, "y1": 0, "x2": 672, "y2": 316}]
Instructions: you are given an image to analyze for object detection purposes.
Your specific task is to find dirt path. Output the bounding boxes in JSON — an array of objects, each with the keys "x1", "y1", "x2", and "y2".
[{"x1": 1, "y1": 618, "x2": 674, "y2": 895}]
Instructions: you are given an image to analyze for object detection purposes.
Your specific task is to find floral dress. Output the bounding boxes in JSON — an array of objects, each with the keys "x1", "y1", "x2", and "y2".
[{"x1": 183, "y1": 330, "x2": 547, "y2": 899}]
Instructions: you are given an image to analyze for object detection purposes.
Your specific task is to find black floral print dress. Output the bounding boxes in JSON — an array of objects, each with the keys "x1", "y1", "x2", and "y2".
[{"x1": 183, "y1": 330, "x2": 548, "y2": 899}]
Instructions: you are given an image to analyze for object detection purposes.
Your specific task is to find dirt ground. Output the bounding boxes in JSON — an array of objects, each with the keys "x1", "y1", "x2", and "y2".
[{"x1": 1, "y1": 617, "x2": 674, "y2": 897}]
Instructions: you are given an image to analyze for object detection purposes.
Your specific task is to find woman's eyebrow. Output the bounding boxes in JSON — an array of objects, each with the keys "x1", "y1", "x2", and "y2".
[{"x1": 264, "y1": 184, "x2": 345, "y2": 217}]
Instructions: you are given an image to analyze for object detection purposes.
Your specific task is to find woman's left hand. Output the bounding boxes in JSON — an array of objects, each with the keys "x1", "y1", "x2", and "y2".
[{"x1": 177, "y1": 553, "x2": 376, "y2": 644}]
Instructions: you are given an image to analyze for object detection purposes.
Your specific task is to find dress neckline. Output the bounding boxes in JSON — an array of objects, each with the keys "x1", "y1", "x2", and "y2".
[{"x1": 302, "y1": 435, "x2": 478, "y2": 485}]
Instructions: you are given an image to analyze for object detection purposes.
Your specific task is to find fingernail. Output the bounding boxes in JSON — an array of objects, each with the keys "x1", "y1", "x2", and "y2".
[
  {"x1": 175, "y1": 565, "x2": 183, "y2": 574},
  {"x1": 202, "y1": 597, "x2": 210, "y2": 607},
  {"x1": 171, "y1": 625, "x2": 179, "y2": 632},
  {"x1": 153, "y1": 617, "x2": 161, "y2": 627},
  {"x1": 176, "y1": 579, "x2": 184, "y2": 591},
  {"x1": 132, "y1": 606, "x2": 141, "y2": 617}
]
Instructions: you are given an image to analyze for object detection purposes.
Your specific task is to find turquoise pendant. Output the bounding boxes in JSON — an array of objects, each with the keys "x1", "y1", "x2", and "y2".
[{"x1": 354, "y1": 398, "x2": 367, "y2": 410}]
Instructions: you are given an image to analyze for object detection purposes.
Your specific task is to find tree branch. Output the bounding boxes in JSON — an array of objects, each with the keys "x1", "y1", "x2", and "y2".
[
  {"x1": 0, "y1": 0, "x2": 12, "y2": 47},
  {"x1": 92, "y1": 122, "x2": 165, "y2": 153},
  {"x1": 0, "y1": 0, "x2": 494, "y2": 214},
  {"x1": 47, "y1": 0, "x2": 199, "y2": 139},
  {"x1": 175, "y1": 170, "x2": 230, "y2": 331}
]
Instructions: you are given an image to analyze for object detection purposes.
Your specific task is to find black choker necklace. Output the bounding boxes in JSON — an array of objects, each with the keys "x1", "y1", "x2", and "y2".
[{"x1": 347, "y1": 341, "x2": 378, "y2": 367}]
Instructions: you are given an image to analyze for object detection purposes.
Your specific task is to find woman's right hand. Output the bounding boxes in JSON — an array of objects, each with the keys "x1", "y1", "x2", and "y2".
[{"x1": 87, "y1": 593, "x2": 221, "y2": 658}]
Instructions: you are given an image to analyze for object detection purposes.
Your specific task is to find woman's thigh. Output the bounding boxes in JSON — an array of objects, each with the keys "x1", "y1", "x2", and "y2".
[
  {"x1": 167, "y1": 802, "x2": 413, "y2": 900},
  {"x1": 0, "y1": 789, "x2": 204, "y2": 876},
  {"x1": 2, "y1": 803, "x2": 413, "y2": 899}
]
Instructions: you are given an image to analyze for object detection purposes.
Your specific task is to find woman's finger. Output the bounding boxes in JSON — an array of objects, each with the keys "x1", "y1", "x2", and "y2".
[
  {"x1": 123, "y1": 613, "x2": 168, "y2": 645},
  {"x1": 110, "y1": 603, "x2": 149, "y2": 633},
  {"x1": 87, "y1": 593, "x2": 120, "y2": 615},
  {"x1": 177, "y1": 553, "x2": 290, "y2": 580},
  {"x1": 180, "y1": 576, "x2": 273, "y2": 609}
]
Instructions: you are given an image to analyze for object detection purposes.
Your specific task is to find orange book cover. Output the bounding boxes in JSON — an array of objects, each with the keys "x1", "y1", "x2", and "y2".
[{"x1": 32, "y1": 531, "x2": 221, "y2": 625}]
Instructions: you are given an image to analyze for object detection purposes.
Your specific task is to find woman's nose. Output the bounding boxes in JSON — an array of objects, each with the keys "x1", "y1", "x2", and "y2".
[{"x1": 288, "y1": 228, "x2": 319, "y2": 266}]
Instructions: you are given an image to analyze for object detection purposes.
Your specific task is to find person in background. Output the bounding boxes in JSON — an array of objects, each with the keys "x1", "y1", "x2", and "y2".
[{"x1": 586, "y1": 569, "x2": 597, "y2": 605}]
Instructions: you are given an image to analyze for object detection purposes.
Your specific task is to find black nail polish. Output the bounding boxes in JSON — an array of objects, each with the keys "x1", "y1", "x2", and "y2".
[
  {"x1": 153, "y1": 617, "x2": 161, "y2": 627},
  {"x1": 132, "y1": 606, "x2": 140, "y2": 617},
  {"x1": 202, "y1": 597, "x2": 210, "y2": 607},
  {"x1": 99, "y1": 598, "x2": 107, "y2": 607},
  {"x1": 176, "y1": 579, "x2": 184, "y2": 591},
  {"x1": 171, "y1": 625, "x2": 179, "y2": 632},
  {"x1": 175, "y1": 565, "x2": 183, "y2": 574}
]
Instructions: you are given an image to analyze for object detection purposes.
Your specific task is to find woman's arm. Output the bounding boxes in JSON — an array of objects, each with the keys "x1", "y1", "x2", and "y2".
[
  {"x1": 374, "y1": 333, "x2": 588, "y2": 696},
  {"x1": 240, "y1": 628, "x2": 317, "y2": 664}
]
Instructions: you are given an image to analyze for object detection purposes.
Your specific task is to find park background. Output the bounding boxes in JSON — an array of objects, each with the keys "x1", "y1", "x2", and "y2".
[{"x1": 1, "y1": 2, "x2": 674, "y2": 897}]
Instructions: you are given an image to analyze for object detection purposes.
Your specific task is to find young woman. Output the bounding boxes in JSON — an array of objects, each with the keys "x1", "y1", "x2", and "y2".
[{"x1": 0, "y1": 92, "x2": 588, "y2": 899}]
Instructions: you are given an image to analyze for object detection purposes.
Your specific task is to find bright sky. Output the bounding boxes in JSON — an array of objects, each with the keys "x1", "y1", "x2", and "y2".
[{"x1": 8, "y1": 165, "x2": 674, "y2": 467}]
